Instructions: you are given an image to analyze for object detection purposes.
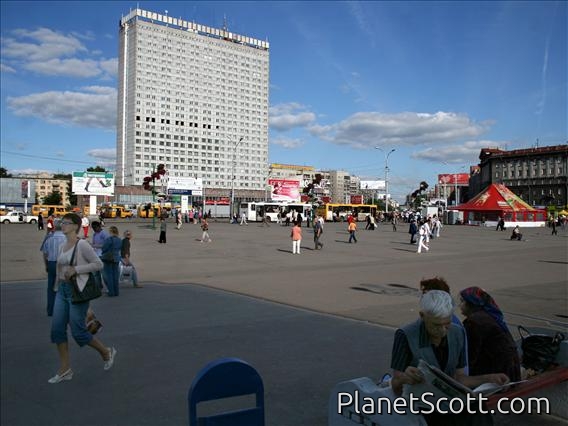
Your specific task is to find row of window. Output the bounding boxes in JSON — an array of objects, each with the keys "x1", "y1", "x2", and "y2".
[{"x1": 496, "y1": 166, "x2": 564, "y2": 178}]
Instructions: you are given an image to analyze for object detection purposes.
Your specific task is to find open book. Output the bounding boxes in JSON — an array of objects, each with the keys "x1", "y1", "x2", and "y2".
[{"x1": 402, "y1": 360, "x2": 526, "y2": 409}]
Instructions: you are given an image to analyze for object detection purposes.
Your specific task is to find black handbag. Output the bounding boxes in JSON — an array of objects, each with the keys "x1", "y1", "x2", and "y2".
[
  {"x1": 518, "y1": 326, "x2": 565, "y2": 372},
  {"x1": 69, "y1": 241, "x2": 103, "y2": 304}
]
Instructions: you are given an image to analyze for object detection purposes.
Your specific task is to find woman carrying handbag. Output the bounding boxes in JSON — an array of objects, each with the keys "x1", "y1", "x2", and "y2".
[{"x1": 48, "y1": 213, "x2": 117, "y2": 384}]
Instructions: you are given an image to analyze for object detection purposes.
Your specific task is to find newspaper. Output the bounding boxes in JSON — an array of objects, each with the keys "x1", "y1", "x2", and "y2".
[{"x1": 402, "y1": 360, "x2": 525, "y2": 409}]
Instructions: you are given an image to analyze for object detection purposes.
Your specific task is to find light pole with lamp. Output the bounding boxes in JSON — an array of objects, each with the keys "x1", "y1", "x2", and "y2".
[
  {"x1": 230, "y1": 137, "x2": 244, "y2": 221},
  {"x1": 375, "y1": 147, "x2": 396, "y2": 213}
]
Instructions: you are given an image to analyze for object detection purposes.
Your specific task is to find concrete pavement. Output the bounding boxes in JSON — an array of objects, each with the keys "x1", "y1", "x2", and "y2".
[{"x1": 1, "y1": 219, "x2": 567, "y2": 425}]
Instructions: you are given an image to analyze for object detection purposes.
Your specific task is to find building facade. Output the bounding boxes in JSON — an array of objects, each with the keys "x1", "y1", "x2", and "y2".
[
  {"x1": 117, "y1": 9, "x2": 270, "y2": 201},
  {"x1": 322, "y1": 170, "x2": 360, "y2": 203},
  {"x1": 472, "y1": 145, "x2": 568, "y2": 207}
]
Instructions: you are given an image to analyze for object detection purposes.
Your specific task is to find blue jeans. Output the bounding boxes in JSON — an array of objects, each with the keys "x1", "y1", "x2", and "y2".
[
  {"x1": 46, "y1": 261, "x2": 57, "y2": 316},
  {"x1": 349, "y1": 231, "x2": 357, "y2": 243},
  {"x1": 103, "y1": 261, "x2": 120, "y2": 296},
  {"x1": 51, "y1": 282, "x2": 92, "y2": 346}
]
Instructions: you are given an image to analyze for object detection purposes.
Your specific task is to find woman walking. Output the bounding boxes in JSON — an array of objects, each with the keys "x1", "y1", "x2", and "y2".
[
  {"x1": 48, "y1": 213, "x2": 116, "y2": 384},
  {"x1": 291, "y1": 221, "x2": 302, "y2": 254}
]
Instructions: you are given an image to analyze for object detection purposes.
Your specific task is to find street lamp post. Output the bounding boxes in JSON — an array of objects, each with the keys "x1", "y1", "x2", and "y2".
[
  {"x1": 375, "y1": 147, "x2": 396, "y2": 213},
  {"x1": 230, "y1": 137, "x2": 244, "y2": 221}
]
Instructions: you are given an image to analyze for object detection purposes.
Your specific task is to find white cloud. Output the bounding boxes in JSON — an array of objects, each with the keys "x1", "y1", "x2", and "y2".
[
  {"x1": 5, "y1": 28, "x2": 87, "y2": 62},
  {"x1": 10, "y1": 168, "x2": 53, "y2": 176},
  {"x1": 24, "y1": 58, "x2": 102, "y2": 78},
  {"x1": 87, "y1": 148, "x2": 116, "y2": 161},
  {"x1": 99, "y1": 58, "x2": 118, "y2": 78},
  {"x1": 7, "y1": 86, "x2": 117, "y2": 129},
  {"x1": 271, "y1": 137, "x2": 304, "y2": 149},
  {"x1": 1, "y1": 28, "x2": 117, "y2": 79},
  {"x1": 1, "y1": 63, "x2": 16, "y2": 73},
  {"x1": 269, "y1": 102, "x2": 316, "y2": 131},
  {"x1": 411, "y1": 140, "x2": 509, "y2": 163},
  {"x1": 310, "y1": 111, "x2": 492, "y2": 148}
]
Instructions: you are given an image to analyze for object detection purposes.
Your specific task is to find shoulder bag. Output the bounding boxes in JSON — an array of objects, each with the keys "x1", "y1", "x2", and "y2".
[
  {"x1": 69, "y1": 241, "x2": 103, "y2": 304},
  {"x1": 518, "y1": 325, "x2": 565, "y2": 372}
]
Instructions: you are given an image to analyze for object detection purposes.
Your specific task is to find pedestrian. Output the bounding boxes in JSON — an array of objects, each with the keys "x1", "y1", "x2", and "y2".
[
  {"x1": 158, "y1": 216, "x2": 167, "y2": 243},
  {"x1": 496, "y1": 217, "x2": 505, "y2": 231},
  {"x1": 313, "y1": 215, "x2": 324, "y2": 250},
  {"x1": 46, "y1": 214, "x2": 55, "y2": 233},
  {"x1": 91, "y1": 221, "x2": 109, "y2": 258},
  {"x1": 81, "y1": 214, "x2": 90, "y2": 239},
  {"x1": 37, "y1": 212, "x2": 44, "y2": 231},
  {"x1": 41, "y1": 219, "x2": 66, "y2": 316},
  {"x1": 240, "y1": 211, "x2": 248, "y2": 225},
  {"x1": 276, "y1": 209, "x2": 282, "y2": 225},
  {"x1": 261, "y1": 212, "x2": 271, "y2": 227},
  {"x1": 432, "y1": 214, "x2": 442, "y2": 238},
  {"x1": 550, "y1": 216, "x2": 558, "y2": 235},
  {"x1": 48, "y1": 213, "x2": 116, "y2": 384},
  {"x1": 121, "y1": 230, "x2": 141, "y2": 288},
  {"x1": 176, "y1": 210, "x2": 182, "y2": 230},
  {"x1": 365, "y1": 214, "x2": 371, "y2": 230},
  {"x1": 417, "y1": 219, "x2": 431, "y2": 253},
  {"x1": 200, "y1": 217, "x2": 212, "y2": 242},
  {"x1": 285, "y1": 211, "x2": 291, "y2": 226},
  {"x1": 348, "y1": 220, "x2": 358, "y2": 243},
  {"x1": 101, "y1": 226, "x2": 122, "y2": 297},
  {"x1": 408, "y1": 219, "x2": 418, "y2": 244},
  {"x1": 391, "y1": 214, "x2": 398, "y2": 231},
  {"x1": 291, "y1": 221, "x2": 302, "y2": 254}
]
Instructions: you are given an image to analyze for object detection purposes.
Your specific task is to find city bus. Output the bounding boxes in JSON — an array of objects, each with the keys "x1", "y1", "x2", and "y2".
[
  {"x1": 240, "y1": 201, "x2": 312, "y2": 222},
  {"x1": 316, "y1": 203, "x2": 377, "y2": 222}
]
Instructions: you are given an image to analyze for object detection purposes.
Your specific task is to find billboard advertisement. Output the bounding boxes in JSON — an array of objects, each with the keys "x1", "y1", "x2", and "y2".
[
  {"x1": 268, "y1": 178, "x2": 301, "y2": 202},
  {"x1": 167, "y1": 177, "x2": 203, "y2": 196},
  {"x1": 72, "y1": 171, "x2": 114, "y2": 196},
  {"x1": 438, "y1": 173, "x2": 469, "y2": 185},
  {"x1": 360, "y1": 180, "x2": 386, "y2": 190},
  {"x1": 350, "y1": 195, "x2": 363, "y2": 204}
]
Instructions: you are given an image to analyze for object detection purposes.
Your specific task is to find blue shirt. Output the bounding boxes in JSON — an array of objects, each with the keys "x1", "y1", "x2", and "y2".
[{"x1": 41, "y1": 231, "x2": 66, "y2": 262}]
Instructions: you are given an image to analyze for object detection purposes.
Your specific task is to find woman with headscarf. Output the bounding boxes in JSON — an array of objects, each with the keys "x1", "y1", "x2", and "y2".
[{"x1": 459, "y1": 286, "x2": 521, "y2": 381}]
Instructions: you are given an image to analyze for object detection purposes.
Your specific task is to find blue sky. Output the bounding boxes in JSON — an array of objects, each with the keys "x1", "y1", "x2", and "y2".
[{"x1": 1, "y1": 1, "x2": 566, "y2": 201}]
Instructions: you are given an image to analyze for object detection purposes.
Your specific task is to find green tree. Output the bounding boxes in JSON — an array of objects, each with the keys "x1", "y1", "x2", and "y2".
[
  {"x1": 43, "y1": 191, "x2": 62, "y2": 205},
  {"x1": 87, "y1": 166, "x2": 107, "y2": 172},
  {"x1": 0, "y1": 167, "x2": 12, "y2": 178}
]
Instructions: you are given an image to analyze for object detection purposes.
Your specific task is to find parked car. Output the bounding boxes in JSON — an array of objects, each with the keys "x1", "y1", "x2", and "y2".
[{"x1": 0, "y1": 211, "x2": 38, "y2": 224}]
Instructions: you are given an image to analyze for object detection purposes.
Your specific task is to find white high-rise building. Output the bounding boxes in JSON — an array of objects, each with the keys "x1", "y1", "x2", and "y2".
[{"x1": 116, "y1": 9, "x2": 270, "y2": 198}]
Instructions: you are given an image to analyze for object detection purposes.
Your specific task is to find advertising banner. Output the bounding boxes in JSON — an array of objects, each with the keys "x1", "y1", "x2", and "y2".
[
  {"x1": 360, "y1": 180, "x2": 386, "y2": 190},
  {"x1": 268, "y1": 178, "x2": 300, "y2": 202},
  {"x1": 350, "y1": 195, "x2": 363, "y2": 204},
  {"x1": 438, "y1": 173, "x2": 469, "y2": 185},
  {"x1": 72, "y1": 172, "x2": 114, "y2": 196},
  {"x1": 21, "y1": 180, "x2": 29, "y2": 198},
  {"x1": 167, "y1": 177, "x2": 203, "y2": 196}
]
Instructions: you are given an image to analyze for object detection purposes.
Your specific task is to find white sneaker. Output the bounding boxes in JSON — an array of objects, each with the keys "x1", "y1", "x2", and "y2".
[
  {"x1": 48, "y1": 369, "x2": 73, "y2": 383},
  {"x1": 104, "y1": 347, "x2": 117, "y2": 371}
]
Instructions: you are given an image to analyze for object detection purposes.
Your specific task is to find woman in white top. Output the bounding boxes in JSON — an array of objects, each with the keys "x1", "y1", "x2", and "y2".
[{"x1": 48, "y1": 213, "x2": 117, "y2": 384}]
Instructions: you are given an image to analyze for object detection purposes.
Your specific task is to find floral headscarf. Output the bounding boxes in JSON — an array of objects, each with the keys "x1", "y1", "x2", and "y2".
[{"x1": 460, "y1": 286, "x2": 508, "y2": 332}]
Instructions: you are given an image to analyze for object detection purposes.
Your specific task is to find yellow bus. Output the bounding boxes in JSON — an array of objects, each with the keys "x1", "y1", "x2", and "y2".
[
  {"x1": 100, "y1": 205, "x2": 133, "y2": 219},
  {"x1": 316, "y1": 203, "x2": 377, "y2": 222},
  {"x1": 31, "y1": 205, "x2": 69, "y2": 217}
]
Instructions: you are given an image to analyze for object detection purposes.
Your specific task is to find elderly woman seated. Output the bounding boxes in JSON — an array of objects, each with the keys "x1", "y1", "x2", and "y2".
[{"x1": 459, "y1": 287, "x2": 521, "y2": 382}]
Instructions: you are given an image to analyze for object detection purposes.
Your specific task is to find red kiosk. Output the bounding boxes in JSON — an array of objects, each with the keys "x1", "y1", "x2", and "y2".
[{"x1": 450, "y1": 183, "x2": 547, "y2": 226}]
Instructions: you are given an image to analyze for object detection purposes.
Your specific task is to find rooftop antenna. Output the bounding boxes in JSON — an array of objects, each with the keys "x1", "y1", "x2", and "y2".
[
  {"x1": 535, "y1": 138, "x2": 539, "y2": 148},
  {"x1": 223, "y1": 14, "x2": 228, "y2": 32}
]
